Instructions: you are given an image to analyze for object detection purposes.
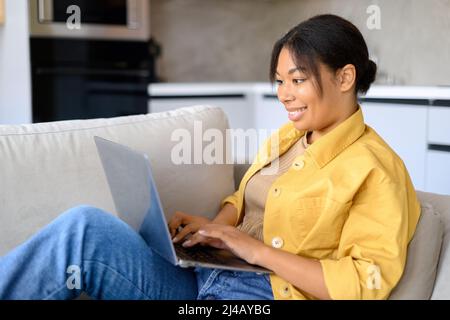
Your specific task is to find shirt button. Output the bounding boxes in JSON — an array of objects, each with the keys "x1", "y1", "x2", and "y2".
[
  {"x1": 292, "y1": 160, "x2": 305, "y2": 170},
  {"x1": 272, "y1": 187, "x2": 281, "y2": 197},
  {"x1": 271, "y1": 236, "x2": 284, "y2": 248},
  {"x1": 279, "y1": 284, "x2": 291, "y2": 298}
]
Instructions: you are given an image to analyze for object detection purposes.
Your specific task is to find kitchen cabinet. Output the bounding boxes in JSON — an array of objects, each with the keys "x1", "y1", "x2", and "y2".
[
  {"x1": 0, "y1": 0, "x2": 32, "y2": 124},
  {"x1": 148, "y1": 83, "x2": 255, "y2": 131},
  {"x1": 149, "y1": 95, "x2": 253, "y2": 131},
  {"x1": 360, "y1": 101, "x2": 428, "y2": 191},
  {"x1": 148, "y1": 84, "x2": 255, "y2": 162},
  {"x1": 426, "y1": 106, "x2": 450, "y2": 194},
  {"x1": 428, "y1": 106, "x2": 450, "y2": 145},
  {"x1": 253, "y1": 94, "x2": 288, "y2": 134},
  {"x1": 426, "y1": 150, "x2": 450, "y2": 194}
]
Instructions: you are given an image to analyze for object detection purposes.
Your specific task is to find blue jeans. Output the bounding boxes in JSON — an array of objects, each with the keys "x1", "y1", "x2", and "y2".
[{"x1": 0, "y1": 206, "x2": 273, "y2": 300}]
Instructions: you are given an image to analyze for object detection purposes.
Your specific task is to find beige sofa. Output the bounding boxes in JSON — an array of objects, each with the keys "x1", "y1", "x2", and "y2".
[{"x1": 0, "y1": 105, "x2": 449, "y2": 300}]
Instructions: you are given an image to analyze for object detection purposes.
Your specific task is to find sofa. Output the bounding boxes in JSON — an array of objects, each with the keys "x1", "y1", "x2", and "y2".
[{"x1": 0, "y1": 105, "x2": 449, "y2": 300}]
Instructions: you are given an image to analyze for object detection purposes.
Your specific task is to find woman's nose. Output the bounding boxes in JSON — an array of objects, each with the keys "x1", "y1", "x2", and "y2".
[{"x1": 278, "y1": 84, "x2": 295, "y2": 103}]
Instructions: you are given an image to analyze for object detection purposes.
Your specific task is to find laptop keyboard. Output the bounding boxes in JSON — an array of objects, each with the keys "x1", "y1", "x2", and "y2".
[{"x1": 174, "y1": 242, "x2": 232, "y2": 265}]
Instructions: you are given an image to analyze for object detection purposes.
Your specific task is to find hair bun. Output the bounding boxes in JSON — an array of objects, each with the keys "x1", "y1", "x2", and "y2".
[{"x1": 358, "y1": 59, "x2": 377, "y2": 94}]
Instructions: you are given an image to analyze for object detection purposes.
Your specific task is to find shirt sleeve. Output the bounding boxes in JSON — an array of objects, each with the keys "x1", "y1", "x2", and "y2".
[
  {"x1": 320, "y1": 182, "x2": 419, "y2": 300},
  {"x1": 220, "y1": 190, "x2": 239, "y2": 211}
]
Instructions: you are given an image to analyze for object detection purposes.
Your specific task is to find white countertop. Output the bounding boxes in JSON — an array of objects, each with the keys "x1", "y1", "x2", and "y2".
[
  {"x1": 363, "y1": 85, "x2": 450, "y2": 100},
  {"x1": 149, "y1": 83, "x2": 450, "y2": 100},
  {"x1": 148, "y1": 82, "x2": 260, "y2": 96}
]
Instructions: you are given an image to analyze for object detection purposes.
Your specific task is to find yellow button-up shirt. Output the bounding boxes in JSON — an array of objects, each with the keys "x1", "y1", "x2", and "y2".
[{"x1": 221, "y1": 106, "x2": 421, "y2": 300}]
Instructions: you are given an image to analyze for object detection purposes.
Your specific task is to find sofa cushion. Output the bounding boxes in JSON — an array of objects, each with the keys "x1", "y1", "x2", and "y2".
[
  {"x1": 389, "y1": 203, "x2": 443, "y2": 299},
  {"x1": 0, "y1": 105, "x2": 235, "y2": 256},
  {"x1": 416, "y1": 191, "x2": 450, "y2": 300}
]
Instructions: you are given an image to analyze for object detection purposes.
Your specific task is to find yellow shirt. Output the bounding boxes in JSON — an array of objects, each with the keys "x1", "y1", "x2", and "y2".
[
  {"x1": 238, "y1": 137, "x2": 306, "y2": 241},
  {"x1": 221, "y1": 106, "x2": 421, "y2": 300}
]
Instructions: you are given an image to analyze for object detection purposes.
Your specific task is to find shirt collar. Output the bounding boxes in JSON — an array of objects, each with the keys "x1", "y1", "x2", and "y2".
[
  {"x1": 263, "y1": 105, "x2": 365, "y2": 168},
  {"x1": 255, "y1": 105, "x2": 365, "y2": 169},
  {"x1": 305, "y1": 106, "x2": 365, "y2": 168}
]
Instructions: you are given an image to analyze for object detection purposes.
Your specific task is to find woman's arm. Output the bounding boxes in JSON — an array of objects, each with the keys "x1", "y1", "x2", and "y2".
[
  {"x1": 256, "y1": 246, "x2": 331, "y2": 300},
  {"x1": 189, "y1": 224, "x2": 331, "y2": 300},
  {"x1": 211, "y1": 203, "x2": 239, "y2": 226}
]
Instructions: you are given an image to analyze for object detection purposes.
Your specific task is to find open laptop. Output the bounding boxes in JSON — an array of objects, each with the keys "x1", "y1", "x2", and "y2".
[{"x1": 94, "y1": 136, "x2": 271, "y2": 274}]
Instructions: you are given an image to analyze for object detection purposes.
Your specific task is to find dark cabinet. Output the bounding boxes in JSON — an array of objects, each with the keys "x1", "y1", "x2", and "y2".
[{"x1": 30, "y1": 38, "x2": 160, "y2": 123}]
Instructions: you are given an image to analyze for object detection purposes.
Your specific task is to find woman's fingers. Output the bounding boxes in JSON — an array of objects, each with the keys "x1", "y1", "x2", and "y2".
[
  {"x1": 168, "y1": 216, "x2": 181, "y2": 237},
  {"x1": 168, "y1": 211, "x2": 190, "y2": 237},
  {"x1": 183, "y1": 225, "x2": 214, "y2": 247},
  {"x1": 170, "y1": 213, "x2": 216, "y2": 244},
  {"x1": 183, "y1": 232, "x2": 227, "y2": 250},
  {"x1": 182, "y1": 232, "x2": 207, "y2": 247},
  {"x1": 197, "y1": 226, "x2": 227, "y2": 241},
  {"x1": 203, "y1": 238, "x2": 227, "y2": 250},
  {"x1": 172, "y1": 223, "x2": 195, "y2": 243}
]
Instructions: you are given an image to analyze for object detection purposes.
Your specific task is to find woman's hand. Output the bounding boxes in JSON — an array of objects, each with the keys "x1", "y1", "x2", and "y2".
[
  {"x1": 168, "y1": 211, "x2": 211, "y2": 243},
  {"x1": 183, "y1": 224, "x2": 267, "y2": 265}
]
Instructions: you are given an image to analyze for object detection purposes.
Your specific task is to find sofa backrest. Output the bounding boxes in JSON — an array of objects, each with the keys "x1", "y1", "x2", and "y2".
[
  {"x1": 0, "y1": 105, "x2": 235, "y2": 256},
  {"x1": 417, "y1": 191, "x2": 450, "y2": 299}
]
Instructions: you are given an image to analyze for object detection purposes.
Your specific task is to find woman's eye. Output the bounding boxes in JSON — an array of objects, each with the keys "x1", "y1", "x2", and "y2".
[
  {"x1": 275, "y1": 80, "x2": 283, "y2": 85},
  {"x1": 294, "y1": 79, "x2": 306, "y2": 84}
]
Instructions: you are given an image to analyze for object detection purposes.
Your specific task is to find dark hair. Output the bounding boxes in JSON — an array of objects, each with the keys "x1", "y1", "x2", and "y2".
[{"x1": 270, "y1": 14, "x2": 377, "y2": 95}]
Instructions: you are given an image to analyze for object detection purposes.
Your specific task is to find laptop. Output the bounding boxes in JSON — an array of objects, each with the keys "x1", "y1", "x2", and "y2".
[{"x1": 94, "y1": 136, "x2": 271, "y2": 274}]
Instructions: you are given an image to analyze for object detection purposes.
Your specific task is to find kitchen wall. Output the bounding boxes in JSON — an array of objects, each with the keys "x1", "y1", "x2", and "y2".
[
  {"x1": 151, "y1": 0, "x2": 450, "y2": 86},
  {"x1": 0, "y1": 0, "x2": 31, "y2": 124}
]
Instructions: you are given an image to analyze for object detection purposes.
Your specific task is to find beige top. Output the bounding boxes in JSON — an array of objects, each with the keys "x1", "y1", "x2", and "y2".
[{"x1": 237, "y1": 131, "x2": 310, "y2": 241}]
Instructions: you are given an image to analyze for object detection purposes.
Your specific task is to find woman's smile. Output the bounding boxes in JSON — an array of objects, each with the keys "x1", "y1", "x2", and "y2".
[{"x1": 287, "y1": 106, "x2": 308, "y2": 121}]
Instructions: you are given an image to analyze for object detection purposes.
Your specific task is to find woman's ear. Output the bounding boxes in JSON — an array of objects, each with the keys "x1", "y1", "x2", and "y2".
[{"x1": 337, "y1": 64, "x2": 356, "y2": 92}]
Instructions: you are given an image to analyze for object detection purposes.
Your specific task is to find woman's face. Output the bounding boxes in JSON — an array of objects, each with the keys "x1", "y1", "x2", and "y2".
[{"x1": 275, "y1": 47, "x2": 354, "y2": 141}]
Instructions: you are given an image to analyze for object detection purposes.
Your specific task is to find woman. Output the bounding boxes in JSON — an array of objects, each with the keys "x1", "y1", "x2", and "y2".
[{"x1": 0, "y1": 14, "x2": 420, "y2": 300}]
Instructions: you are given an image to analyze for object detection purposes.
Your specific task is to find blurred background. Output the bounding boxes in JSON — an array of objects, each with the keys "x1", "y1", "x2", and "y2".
[
  {"x1": 151, "y1": 0, "x2": 450, "y2": 85},
  {"x1": 0, "y1": 0, "x2": 449, "y2": 193}
]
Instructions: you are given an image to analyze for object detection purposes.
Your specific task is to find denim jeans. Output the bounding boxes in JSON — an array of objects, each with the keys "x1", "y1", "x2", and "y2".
[
  {"x1": 0, "y1": 205, "x2": 273, "y2": 300},
  {"x1": 195, "y1": 268, "x2": 273, "y2": 300}
]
